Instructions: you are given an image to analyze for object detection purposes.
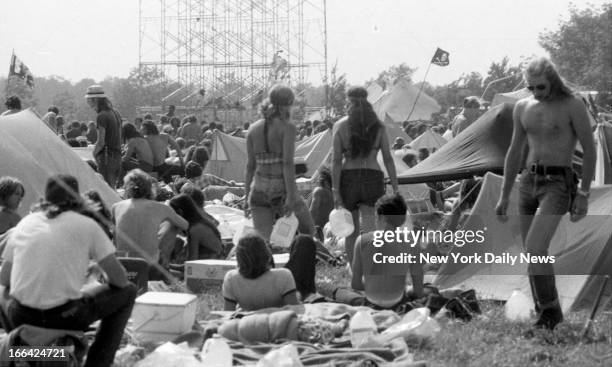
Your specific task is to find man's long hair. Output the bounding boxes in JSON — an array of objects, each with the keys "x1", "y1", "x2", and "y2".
[
  {"x1": 524, "y1": 57, "x2": 574, "y2": 100},
  {"x1": 347, "y1": 86, "x2": 381, "y2": 158},
  {"x1": 33, "y1": 174, "x2": 85, "y2": 219}
]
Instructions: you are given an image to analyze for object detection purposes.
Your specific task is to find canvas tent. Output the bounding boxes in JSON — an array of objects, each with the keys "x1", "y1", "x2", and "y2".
[
  {"x1": 433, "y1": 172, "x2": 612, "y2": 312},
  {"x1": 396, "y1": 103, "x2": 514, "y2": 184},
  {"x1": 205, "y1": 131, "x2": 248, "y2": 182},
  {"x1": 371, "y1": 79, "x2": 441, "y2": 123},
  {"x1": 409, "y1": 130, "x2": 447, "y2": 152},
  {"x1": 0, "y1": 110, "x2": 120, "y2": 217}
]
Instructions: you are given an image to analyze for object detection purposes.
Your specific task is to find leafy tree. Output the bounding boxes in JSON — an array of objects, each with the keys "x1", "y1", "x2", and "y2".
[
  {"x1": 481, "y1": 56, "x2": 523, "y2": 101},
  {"x1": 432, "y1": 72, "x2": 484, "y2": 111},
  {"x1": 3, "y1": 76, "x2": 37, "y2": 111},
  {"x1": 51, "y1": 90, "x2": 77, "y2": 119},
  {"x1": 327, "y1": 62, "x2": 347, "y2": 117},
  {"x1": 372, "y1": 63, "x2": 418, "y2": 89},
  {"x1": 539, "y1": 3, "x2": 612, "y2": 106}
]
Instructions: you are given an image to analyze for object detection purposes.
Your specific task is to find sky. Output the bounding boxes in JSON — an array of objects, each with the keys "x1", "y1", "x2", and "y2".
[{"x1": 1, "y1": 0, "x2": 608, "y2": 87}]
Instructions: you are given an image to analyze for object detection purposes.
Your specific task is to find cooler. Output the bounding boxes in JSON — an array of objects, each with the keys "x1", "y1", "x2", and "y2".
[
  {"x1": 185, "y1": 253, "x2": 290, "y2": 293},
  {"x1": 131, "y1": 292, "x2": 198, "y2": 342}
]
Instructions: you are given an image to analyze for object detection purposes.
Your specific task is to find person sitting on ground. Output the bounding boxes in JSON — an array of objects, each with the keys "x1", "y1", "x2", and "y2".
[
  {"x1": 1, "y1": 96, "x2": 21, "y2": 116},
  {"x1": 351, "y1": 193, "x2": 424, "y2": 309},
  {"x1": 179, "y1": 184, "x2": 219, "y2": 226},
  {"x1": 178, "y1": 115, "x2": 202, "y2": 142},
  {"x1": 112, "y1": 169, "x2": 188, "y2": 278},
  {"x1": 309, "y1": 166, "x2": 334, "y2": 241},
  {"x1": 0, "y1": 174, "x2": 136, "y2": 367},
  {"x1": 66, "y1": 121, "x2": 82, "y2": 139},
  {"x1": 141, "y1": 120, "x2": 184, "y2": 182},
  {"x1": 169, "y1": 194, "x2": 223, "y2": 260},
  {"x1": 0, "y1": 177, "x2": 25, "y2": 235},
  {"x1": 185, "y1": 145, "x2": 237, "y2": 188},
  {"x1": 451, "y1": 96, "x2": 482, "y2": 137},
  {"x1": 121, "y1": 123, "x2": 154, "y2": 175},
  {"x1": 223, "y1": 234, "x2": 299, "y2": 311}
]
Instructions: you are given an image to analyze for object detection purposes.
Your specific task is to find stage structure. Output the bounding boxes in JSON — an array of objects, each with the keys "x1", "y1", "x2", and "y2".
[{"x1": 138, "y1": 0, "x2": 328, "y2": 123}]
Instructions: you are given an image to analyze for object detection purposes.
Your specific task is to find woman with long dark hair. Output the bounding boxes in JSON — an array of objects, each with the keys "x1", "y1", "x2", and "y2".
[
  {"x1": 332, "y1": 86, "x2": 399, "y2": 264},
  {"x1": 222, "y1": 234, "x2": 298, "y2": 311},
  {"x1": 169, "y1": 194, "x2": 223, "y2": 260}
]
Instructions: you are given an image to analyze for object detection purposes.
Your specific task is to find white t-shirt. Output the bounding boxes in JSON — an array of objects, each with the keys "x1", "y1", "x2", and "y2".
[{"x1": 2, "y1": 211, "x2": 115, "y2": 309}]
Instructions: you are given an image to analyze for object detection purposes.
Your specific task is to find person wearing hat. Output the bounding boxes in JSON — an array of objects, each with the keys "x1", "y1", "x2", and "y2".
[
  {"x1": 451, "y1": 96, "x2": 482, "y2": 137},
  {"x1": 86, "y1": 85, "x2": 122, "y2": 188},
  {"x1": 0, "y1": 174, "x2": 136, "y2": 367}
]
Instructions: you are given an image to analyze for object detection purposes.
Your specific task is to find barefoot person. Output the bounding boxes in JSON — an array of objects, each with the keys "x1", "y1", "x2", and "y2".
[
  {"x1": 495, "y1": 57, "x2": 596, "y2": 331},
  {"x1": 332, "y1": 86, "x2": 399, "y2": 265}
]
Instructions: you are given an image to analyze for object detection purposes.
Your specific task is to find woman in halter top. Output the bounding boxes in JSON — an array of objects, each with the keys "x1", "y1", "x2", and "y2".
[
  {"x1": 245, "y1": 85, "x2": 311, "y2": 242},
  {"x1": 331, "y1": 86, "x2": 399, "y2": 264}
]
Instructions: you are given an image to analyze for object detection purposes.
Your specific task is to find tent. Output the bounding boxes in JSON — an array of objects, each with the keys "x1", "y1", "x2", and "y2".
[
  {"x1": 433, "y1": 172, "x2": 612, "y2": 312},
  {"x1": 0, "y1": 110, "x2": 120, "y2": 217},
  {"x1": 295, "y1": 130, "x2": 334, "y2": 177},
  {"x1": 491, "y1": 89, "x2": 530, "y2": 107},
  {"x1": 205, "y1": 131, "x2": 248, "y2": 182},
  {"x1": 396, "y1": 103, "x2": 515, "y2": 184},
  {"x1": 366, "y1": 83, "x2": 384, "y2": 104},
  {"x1": 409, "y1": 130, "x2": 447, "y2": 152},
  {"x1": 372, "y1": 79, "x2": 441, "y2": 122}
]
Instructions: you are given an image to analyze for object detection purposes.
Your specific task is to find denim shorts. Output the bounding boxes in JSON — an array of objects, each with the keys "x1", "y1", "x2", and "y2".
[
  {"x1": 518, "y1": 169, "x2": 573, "y2": 216},
  {"x1": 249, "y1": 173, "x2": 286, "y2": 214},
  {"x1": 340, "y1": 169, "x2": 385, "y2": 211}
]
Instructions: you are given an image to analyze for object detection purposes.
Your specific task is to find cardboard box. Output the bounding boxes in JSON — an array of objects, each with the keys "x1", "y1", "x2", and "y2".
[
  {"x1": 185, "y1": 253, "x2": 290, "y2": 293},
  {"x1": 132, "y1": 292, "x2": 198, "y2": 342}
]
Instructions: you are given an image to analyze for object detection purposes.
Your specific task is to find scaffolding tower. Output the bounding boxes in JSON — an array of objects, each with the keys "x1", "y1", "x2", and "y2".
[{"x1": 138, "y1": 0, "x2": 327, "y2": 113}]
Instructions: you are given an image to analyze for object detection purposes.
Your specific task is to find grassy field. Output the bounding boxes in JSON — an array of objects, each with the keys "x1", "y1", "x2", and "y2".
[{"x1": 189, "y1": 262, "x2": 612, "y2": 367}]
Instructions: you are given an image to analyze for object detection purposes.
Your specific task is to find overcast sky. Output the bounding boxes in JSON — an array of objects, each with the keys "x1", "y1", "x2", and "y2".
[{"x1": 1, "y1": 0, "x2": 608, "y2": 87}]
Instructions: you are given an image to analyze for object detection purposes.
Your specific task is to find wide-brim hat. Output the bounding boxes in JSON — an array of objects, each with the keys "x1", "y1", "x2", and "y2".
[{"x1": 85, "y1": 85, "x2": 108, "y2": 99}]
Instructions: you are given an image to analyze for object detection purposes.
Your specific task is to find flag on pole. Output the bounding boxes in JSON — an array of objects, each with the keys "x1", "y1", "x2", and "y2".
[
  {"x1": 9, "y1": 53, "x2": 35, "y2": 88},
  {"x1": 431, "y1": 47, "x2": 450, "y2": 67}
]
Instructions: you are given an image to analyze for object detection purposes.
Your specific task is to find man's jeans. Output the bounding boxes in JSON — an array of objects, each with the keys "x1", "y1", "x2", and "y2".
[
  {"x1": 518, "y1": 170, "x2": 571, "y2": 310},
  {"x1": 96, "y1": 151, "x2": 121, "y2": 189},
  {"x1": 5, "y1": 283, "x2": 137, "y2": 367}
]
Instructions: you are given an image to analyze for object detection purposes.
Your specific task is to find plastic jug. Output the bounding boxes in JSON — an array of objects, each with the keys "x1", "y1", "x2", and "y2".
[
  {"x1": 504, "y1": 289, "x2": 533, "y2": 322},
  {"x1": 233, "y1": 217, "x2": 254, "y2": 246},
  {"x1": 349, "y1": 310, "x2": 377, "y2": 348},
  {"x1": 201, "y1": 334, "x2": 232, "y2": 367},
  {"x1": 269, "y1": 213, "x2": 299, "y2": 248},
  {"x1": 329, "y1": 208, "x2": 354, "y2": 238}
]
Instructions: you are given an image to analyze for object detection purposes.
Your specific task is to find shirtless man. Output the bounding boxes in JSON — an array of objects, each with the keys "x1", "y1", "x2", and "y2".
[
  {"x1": 141, "y1": 120, "x2": 184, "y2": 182},
  {"x1": 495, "y1": 57, "x2": 595, "y2": 331},
  {"x1": 351, "y1": 193, "x2": 423, "y2": 309}
]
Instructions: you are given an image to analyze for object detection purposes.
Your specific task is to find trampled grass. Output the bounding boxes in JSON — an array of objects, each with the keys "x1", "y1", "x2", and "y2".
[{"x1": 192, "y1": 262, "x2": 612, "y2": 367}]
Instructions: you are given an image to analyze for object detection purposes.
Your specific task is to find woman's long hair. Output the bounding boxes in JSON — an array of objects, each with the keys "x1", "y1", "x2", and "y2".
[
  {"x1": 346, "y1": 86, "x2": 381, "y2": 158},
  {"x1": 169, "y1": 194, "x2": 221, "y2": 239},
  {"x1": 122, "y1": 123, "x2": 142, "y2": 143},
  {"x1": 235, "y1": 234, "x2": 272, "y2": 279},
  {"x1": 259, "y1": 84, "x2": 295, "y2": 123}
]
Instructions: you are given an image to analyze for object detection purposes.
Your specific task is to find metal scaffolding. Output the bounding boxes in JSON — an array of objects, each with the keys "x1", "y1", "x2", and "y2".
[{"x1": 138, "y1": 0, "x2": 327, "y2": 112}]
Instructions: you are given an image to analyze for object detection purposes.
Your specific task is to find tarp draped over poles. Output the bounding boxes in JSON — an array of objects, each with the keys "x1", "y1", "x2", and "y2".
[
  {"x1": 434, "y1": 172, "x2": 612, "y2": 312},
  {"x1": 0, "y1": 110, "x2": 120, "y2": 216}
]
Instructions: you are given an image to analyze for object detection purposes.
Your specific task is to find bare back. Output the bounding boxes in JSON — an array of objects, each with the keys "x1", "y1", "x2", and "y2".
[
  {"x1": 518, "y1": 96, "x2": 588, "y2": 167},
  {"x1": 248, "y1": 118, "x2": 294, "y2": 176},
  {"x1": 333, "y1": 117, "x2": 384, "y2": 170}
]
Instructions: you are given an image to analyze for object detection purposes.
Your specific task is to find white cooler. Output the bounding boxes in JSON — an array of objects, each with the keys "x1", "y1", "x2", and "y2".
[{"x1": 132, "y1": 292, "x2": 198, "y2": 342}]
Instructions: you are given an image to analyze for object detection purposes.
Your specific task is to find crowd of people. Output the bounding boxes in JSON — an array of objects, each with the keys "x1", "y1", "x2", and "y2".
[{"x1": 0, "y1": 56, "x2": 599, "y2": 365}]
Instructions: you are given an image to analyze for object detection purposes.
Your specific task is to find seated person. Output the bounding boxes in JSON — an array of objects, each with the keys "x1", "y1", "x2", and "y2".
[
  {"x1": 223, "y1": 234, "x2": 298, "y2": 311},
  {"x1": 309, "y1": 167, "x2": 334, "y2": 241},
  {"x1": 0, "y1": 174, "x2": 136, "y2": 366},
  {"x1": 179, "y1": 184, "x2": 220, "y2": 227},
  {"x1": 0, "y1": 177, "x2": 25, "y2": 235},
  {"x1": 351, "y1": 193, "x2": 424, "y2": 309},
  {"x1": 112, "y1": 169, "x2": 188, "y2": 276},
  {"x1": 169, "y1": 194, "x2": 223, "y2": 260}
]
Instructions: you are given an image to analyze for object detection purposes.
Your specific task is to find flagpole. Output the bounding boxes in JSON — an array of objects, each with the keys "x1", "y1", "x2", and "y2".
[{"x1": 405, "y1": 62, "x2": 432, "y2": 123}]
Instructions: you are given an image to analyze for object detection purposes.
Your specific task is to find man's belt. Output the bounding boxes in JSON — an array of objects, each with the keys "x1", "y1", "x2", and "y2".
[{"x1": 527, "y1": 164, "x2": 570, "y2": 176}]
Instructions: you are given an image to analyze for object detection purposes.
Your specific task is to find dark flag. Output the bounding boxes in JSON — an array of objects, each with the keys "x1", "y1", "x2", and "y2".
[
  {"x1": 9, "y1": 53, "x2": 35, "y2": 88},
  {"x1": 431, "y1": 47, "x2": 450, "y2": 67}
]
